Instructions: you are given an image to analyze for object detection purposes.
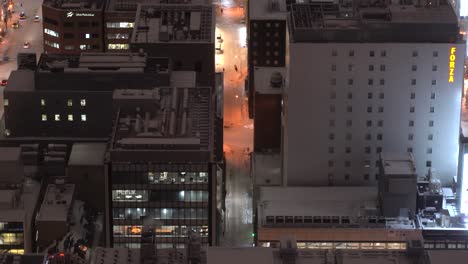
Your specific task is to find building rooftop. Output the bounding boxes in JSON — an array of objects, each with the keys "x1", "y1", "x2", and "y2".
[
  {"x1": 289, "y1": 0, "x2": 461, "y2": 43},
  {"x1": 249, "y1": 0, "x2": 288, "y2": 20},
  {"x1": 43, "y1": 0, "x2": 105, "y2": 10},
  {"x1": 5, "y1": 70, "x2": 35, "y2": 92},
  {"x1": 208, "y1": 247, "x2": 429, "y2": 264},
  {"x1": 36, "y1": 183, "x2": 75, "y2": 222},
  {"x1": 259, "y1": 186, "x2": 378, "y2": 219},
  {"x1": 110, "y1": 86, "x2": 212, "y2": 151},
  {"x1": 68, "y1": 143, "x2": 107, "y2": 166},
  {"x1": 252, "y1": 152, "x2": 282, "y2": 186},
  {"x1": 37, "y1": 53, "x2": 170, "y2": 73},
  {"x1": 0, "y1": 147, "x2": 21, "y2": 162},
  {"x1": 106, "y1": 0, "x2": 211, "y2": 12},
  {"x1": 253, "y1": 67, "x2": 286, "y2": 94},
  {"x1": 380, "y1": 152, "x2": 417, "y2": 176},
  {"x1": 131, "y1": 3, "x2": 215, "y2": 43}
]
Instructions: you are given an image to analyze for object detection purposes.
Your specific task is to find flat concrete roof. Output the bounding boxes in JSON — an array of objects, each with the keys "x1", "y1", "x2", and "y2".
[
  {"x1": 5, "y1": 70, "x2": 34, "y2": 92},
  {"x1": 380, "y1": 152, "x2": 416, "y2": 175},
  {"x1": 249, "y1": 0, "x2": 288, "y2": 20},
  {"x1": 208, "y1": 248, "x2": 275, "y2": 264},
  {"x1": 253, "y1": 67, "x2": 285, "y2": 95},
  {"x1": 0, "y1": 147, "x2": 21, "y2": 162},
  {"x1": 37, "y1": 184, "x2": 75, "y2": 222},
  {"x1": 259, "y1": 186, "x2": 378, "y2": 217},
  {"x1": 170, "y1": 71, "x2": 197, "y2": 88},
  {"x1": 252, "y1": 152, "x2": 282, "y2": 186},
  {"x1": 68, "y1": 143, "x2": 107, "y2": 166},
  {"x1": 429, "y1": 250, "x2": 468, "y2": 263}
]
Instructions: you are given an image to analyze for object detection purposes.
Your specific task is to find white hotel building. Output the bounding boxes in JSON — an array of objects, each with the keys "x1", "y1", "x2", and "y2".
[{"x1": 284, "y1": 1, "x2": 466, "y2": 186}]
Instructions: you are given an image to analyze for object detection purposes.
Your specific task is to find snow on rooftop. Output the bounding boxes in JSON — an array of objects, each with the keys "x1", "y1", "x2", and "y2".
[
  {"x1": 380, "y1": 152, "x2": 416, "y2": 176},
  {"x1": 249, "y1": 0, "x2": 288, "y2": 20},
  {"x1": 253, "y1": 67, "x2": 286, "y2": 94},
  {"x1": 37, "y1": 184, "x2": 75, "y2": 222},
  {"x1": 68, "y1": 143, "x2": 107, "y2": 166},
  {"x1": 259, "y1": 186, "x2": 378, "y2": 218}
]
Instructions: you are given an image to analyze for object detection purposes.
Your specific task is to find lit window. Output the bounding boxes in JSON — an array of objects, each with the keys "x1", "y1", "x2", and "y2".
[
  {"x1": 41, "y1": 114, "x2": 47, "y2": 121},
  {"x1": 67, "y1": 99, "x2": 73, "y2": 106},
  {"x1": 81, "y1": 114, "x2": 87, "y2": 121},
  {"x1": 107, "y1": 44, "x2": 129, "y2": 50},
  {"x1": 41, "y1": 99, "x2": 46, "y2": 106},
  {"x1": 44, "y1": 28, "x2": 59, "y2": 37},
  {"x1": 80, "y1": 99, "x2": 86, "y2": 106},
  {"x1": 85, "y1": 33, "x2": 90, "y2": 39},
  {"x1": 55, "y1": 114, "x2": 60, "y2": 121},
  {"x1": 68, "y1": 114, "x2": 74, "y2": 121},
  {"x1": 4, "y1": 99, "x2": 8, "y2": 106}
]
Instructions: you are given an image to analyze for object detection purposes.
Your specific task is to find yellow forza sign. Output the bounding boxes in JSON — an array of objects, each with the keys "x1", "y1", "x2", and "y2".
[{"x1": 448, "y1": 47, "x2": 456, "y2": 83}]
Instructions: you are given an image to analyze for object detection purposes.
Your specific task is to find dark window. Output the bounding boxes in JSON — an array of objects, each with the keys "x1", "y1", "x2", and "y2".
[
  {"x1": 369, "y1": 51, "x2": 375, "y2": 57},
  {"x1": 44, "y1": 17, "x2": 58, "y2": 26},
  {"x1": 91, "y1": 45, "x2": 100, "y2": 49},
  {"x1": 64, "y1": 22, "x2": 74, "y2": 27},
  {"x1": 78, "y1": 21, "x2": 91, "y2": 27},
  {"x1": 91, "y1": 21, "x2": 99, "y2": 27},
  {"x1": 64, "y1": 33, "x2": 74, "y2": 39},
  {"x1": 92, "y1": 33, "x2": 99, "y2": 38}
]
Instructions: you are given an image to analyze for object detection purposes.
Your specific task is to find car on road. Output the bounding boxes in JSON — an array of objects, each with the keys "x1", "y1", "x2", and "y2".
[
  {"x1": 23, "y1": 41, "x2": 30, "y2": 49},
  {"x1": 19, "y1": 12, "x2": 26, "y2": 20},
  {"x1": 34, "y1": 15, "x2": 40, "y2": 22},
  {"x1": 12, "y1": 21, "x2": 19, "y2": 28},
  {"x1": 217, "y1": 34, "x2": 223, "y2": 43},
  {"x1": 1, "y1": 80, "x2": 7, "y2": 86}
]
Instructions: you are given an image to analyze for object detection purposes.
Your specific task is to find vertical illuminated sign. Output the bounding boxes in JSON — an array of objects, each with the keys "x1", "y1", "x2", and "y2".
[
  {"x1": 448, "y1": 47, "x2": 456, "y2": 83},
  {"x1": 462, "y1": 154, "x2": 468, "y2": 214}
]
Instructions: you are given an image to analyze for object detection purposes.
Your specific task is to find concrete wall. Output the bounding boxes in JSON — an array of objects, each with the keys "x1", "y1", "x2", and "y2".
[{"x1": 285, "y1": 43, "x2": 465, "y2": 186}]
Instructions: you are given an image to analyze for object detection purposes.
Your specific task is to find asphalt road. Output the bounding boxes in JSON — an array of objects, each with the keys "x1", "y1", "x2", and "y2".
[{"x1": 216, "y1": 0, "x2": 255, "y2": 247}]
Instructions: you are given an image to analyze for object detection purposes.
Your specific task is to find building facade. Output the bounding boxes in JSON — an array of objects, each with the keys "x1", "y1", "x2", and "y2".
[
  {"x1": 42, "y1": 0, "x2": 105, "y2": 53},
  {"x1": 284, "y1": 2, "x2": 465, "y2": 186},
  {"x1": 107, "y1": 85, "x2": 217, "y2": 249}
]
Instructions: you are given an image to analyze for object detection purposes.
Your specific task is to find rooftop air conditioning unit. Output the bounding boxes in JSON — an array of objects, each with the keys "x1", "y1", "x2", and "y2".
[{"x1": 270, "y1": 72, "x2": 283, "y2": 88}]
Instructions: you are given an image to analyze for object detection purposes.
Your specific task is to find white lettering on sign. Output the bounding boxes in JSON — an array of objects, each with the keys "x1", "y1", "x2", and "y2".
[{"x1": 76, "y1": 13, "x2": 95, "y2": 17}]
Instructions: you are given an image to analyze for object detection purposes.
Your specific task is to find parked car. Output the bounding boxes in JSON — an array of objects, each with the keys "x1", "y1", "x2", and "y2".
[
  {"x1": 1, "y1": 80, "x2": 7, "y2": 86},
  {"x1": 19, "y1": 12, "x2": 26, "y2": 20},
  {"x1": 23, "y1": 41, "x2": 30, "y2": 49},
  {"x1": 34, "y1": 15, "x2": 40, "y2": 22},
  {"x1": 12, "y1": 21, "x2": 19, "y2": 28}
]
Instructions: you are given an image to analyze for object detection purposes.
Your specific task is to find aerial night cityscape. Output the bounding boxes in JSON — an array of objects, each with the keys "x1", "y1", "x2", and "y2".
[{"x1": 0, "y1": 0, "x2": 468, "y2": 263}]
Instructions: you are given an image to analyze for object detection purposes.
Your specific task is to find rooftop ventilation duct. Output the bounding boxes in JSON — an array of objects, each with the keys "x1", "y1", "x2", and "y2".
[{"x1": 270, "y1": 72, "x2": 283, "y2": 88}]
